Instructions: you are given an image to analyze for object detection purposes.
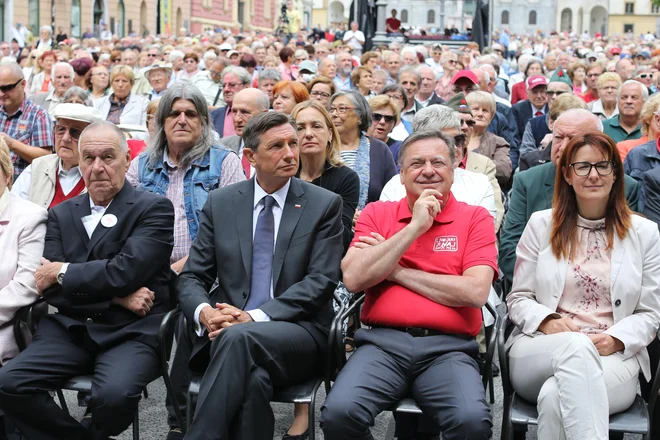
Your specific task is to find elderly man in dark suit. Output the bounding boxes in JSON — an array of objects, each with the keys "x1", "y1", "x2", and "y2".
[
  {"x1": 209, "y1": 66, "x2": 251, "y2": 138},
  {"x1": 0, "y1": 121, "x2": 175, "y2": 440},
  {"x1": 177, "y1": 111, "x2": 343, "y2": 440}
]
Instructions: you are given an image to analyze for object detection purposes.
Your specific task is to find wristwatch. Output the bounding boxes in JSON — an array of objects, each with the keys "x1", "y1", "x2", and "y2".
[{"x1": 57, "y1": 263, "x2": 70, "y2": 285}]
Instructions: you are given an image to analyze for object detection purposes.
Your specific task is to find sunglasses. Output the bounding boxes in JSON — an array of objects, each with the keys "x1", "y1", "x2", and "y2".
[
  {"x1": 147, "y1": 54, "x2": 159, "y2": 57},
  {"x1": 0, "y1": 78, "x2": 23, "y2": 93},
  {"x1": 54, "y1": 125, "x2": 83, "y2": 140},
  {"x1": 461, "y1": 119, "x2": 476, "y2": 128},
  {"x1": 638, "y1": 73, "x2": 652, "y2": 79},
  {"x1": 373, "y1": 112, "x2": 396, "y2": 124}
]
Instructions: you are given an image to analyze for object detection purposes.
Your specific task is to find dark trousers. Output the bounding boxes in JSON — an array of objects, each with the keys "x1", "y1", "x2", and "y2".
[
  {"x1": 0, "y1": 317, "x2": 159, "y2": 440},
  {"x1": 184, "y1": 321, "x2": 324, "y2": 440},
  {"x1": 320, "y1": 328, "x2": 492, "y2": 440},
  {"x1": 166, "y1": 314, "x2": 193, "y2": 428}
]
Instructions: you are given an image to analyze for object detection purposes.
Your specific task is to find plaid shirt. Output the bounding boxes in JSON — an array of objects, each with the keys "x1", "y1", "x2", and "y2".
[{"x1": 0, "y1": 98, "x2": 53, "y2": 181}]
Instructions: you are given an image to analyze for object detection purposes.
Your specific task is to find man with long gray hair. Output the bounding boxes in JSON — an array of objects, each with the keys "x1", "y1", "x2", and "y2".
[{"x1": 125, "y1": 82, "x2": 245, "y2": 440}]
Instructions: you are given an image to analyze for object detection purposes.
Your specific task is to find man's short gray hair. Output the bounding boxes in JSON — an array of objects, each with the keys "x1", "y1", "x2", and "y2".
[
  {"x1": 80, "y1": 121, "x2": 128, "y2": 153},
  {"x1": 398, "y1": 65, "x2": 421, "y2": 84},
  {"x1": 259, "y1": 68, "x2": 282, "y2": 84},
  {"x1": 52, "y1": 62, "x2": 74, "y2": 80},
  {"x1": 243, "y1": 112, "x2": 297, "y2": 152},
  {"x1": 63, "y1": 86, "x2": 93, "y2": 106},
  {"x1": 169, "y1": 50, "x2": 185, "y2": 62},
  {"x1": 221, "y1": 66, "x2": 252, "y2": 85},
  {"x1": 618, "y1": 79, "x2": 649, "y2": 102},
  {"x1": 413, "y1": 105, "x2": 461, "y2": 132},
  {"x1": 398, "y1": 129, "x2": 456, "y2": 169}
]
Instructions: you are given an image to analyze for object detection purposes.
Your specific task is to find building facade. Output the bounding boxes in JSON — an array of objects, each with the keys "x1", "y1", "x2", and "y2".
[
  {"x1": 8, "y1": 0, "x2": 190, "y2": 41},
  {"x1": 555, "y1": 0, "x2": 608, "y2": 36},
  {"x1": 608, "y1": 0, "x2": 660, "y2": 36},
  {"x1": 493, "y1": 0, "x2": 556, "y2": 35},
  {"x1": 189, "y1": 0, "x2": 278, "y2": 34}
]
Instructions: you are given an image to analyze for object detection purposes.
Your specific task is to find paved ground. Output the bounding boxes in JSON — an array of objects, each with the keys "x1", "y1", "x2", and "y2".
[{"x1": 57, "y1": 357, "x2": 643, "y2": 440}]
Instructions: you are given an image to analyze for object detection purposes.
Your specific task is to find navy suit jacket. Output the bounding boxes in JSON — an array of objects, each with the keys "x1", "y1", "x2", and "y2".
[
  {"x1": 512, "y1": 100, "x2": 546, "y2": 145},
  {"x1": 210, "y1": 106, "x2": 228, "y2": 137}
]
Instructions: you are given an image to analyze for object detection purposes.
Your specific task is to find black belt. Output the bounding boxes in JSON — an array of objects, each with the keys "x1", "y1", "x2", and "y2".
[{"x1": 373, "y1": 326, "x2": 473, "y2": 341}]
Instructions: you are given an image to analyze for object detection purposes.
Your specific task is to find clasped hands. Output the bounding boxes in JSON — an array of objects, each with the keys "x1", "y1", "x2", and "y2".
[
  {"x1": 538, "y1": 316, "x2": 624, "y2": 356},
  {"x1": 199, "y1": 303, "x2": 253, "y2": 340}
]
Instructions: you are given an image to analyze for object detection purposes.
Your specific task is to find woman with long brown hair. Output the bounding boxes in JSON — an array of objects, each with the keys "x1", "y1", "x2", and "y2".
[{"x1": 506, "y1": 131, "x2": 660, "y2": 440}]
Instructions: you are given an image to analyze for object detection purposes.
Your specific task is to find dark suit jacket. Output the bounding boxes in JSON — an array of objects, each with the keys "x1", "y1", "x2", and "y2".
[
  {"x1": 643, "y1": 167, "x2": 660, "y2": 229},
  {"x1": 512, "y1": 100, "x2": 546, "y2": 146},
  {"x1": 367, "y1": 137, "x2": 398, "y2": 204},
  {"x1": 424, "y1": 92, "x2": 445, "y2": 107},
  {"x1": 498, "y1": 162, "x2": 639, "y2": 281},
  {"x1": 177, "y1": 177, "x2": 343, "y2": 372},
  {"x1": 210, "y1": 106, "x2": 228, "y2": 137},
  {"x1": 43, "y1": 182, "x2": 175, "y2": 349},
  {"x1": 519, "y1": 143, "x2": 552, "y2": 171}
]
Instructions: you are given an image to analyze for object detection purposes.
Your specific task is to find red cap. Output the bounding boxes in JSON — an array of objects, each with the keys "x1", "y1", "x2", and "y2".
[
  {"x1": 451, "y1": 70, "x2": 478, "y2": 85},
  {"x1": 610, "y1": 47, "x2": 621, "y2": 55},
  {"x1": 526, "y1": 75, "x2": 548, "y2": 90}
]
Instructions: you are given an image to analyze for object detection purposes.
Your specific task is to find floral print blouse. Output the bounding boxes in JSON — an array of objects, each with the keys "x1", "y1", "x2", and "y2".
[{"x1": 557, "y1": 215, "x2": 614, "y2": 334}]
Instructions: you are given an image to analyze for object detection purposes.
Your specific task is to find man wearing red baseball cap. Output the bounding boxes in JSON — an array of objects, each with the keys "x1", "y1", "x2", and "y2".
[
  {"x1": 451, "y1": 70, "x2": 480, "y2": 95},
  {"x1": 511, "y1": 75, "x2": 548, "y2": 142}
]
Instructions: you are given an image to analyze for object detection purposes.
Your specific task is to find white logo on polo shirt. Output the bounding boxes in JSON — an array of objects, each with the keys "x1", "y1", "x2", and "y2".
[{"x1": 433, "y1": 236, "x2": 458, "y2": 252}]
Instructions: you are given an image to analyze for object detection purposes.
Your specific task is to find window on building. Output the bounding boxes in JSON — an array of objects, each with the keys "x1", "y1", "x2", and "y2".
[
  {"x1": 401, "y1": 9, "x2": 408, "y2": 23},
  {"x1": 624, "y1": 23, "x2": 634, "y2": 33},
  {"x1": 427, "y1": 10, "x2": 435, "y2": 24},
  {"x1": 501, "y1": 10, "x2": 509, "y2": 25},
  {"x1": 653, "y1": 3, "x2": 660, "y2": 13},
  {"x1": 625, "y1": 2, "x2": 634, "y2": 14},
  {"x1": 529, "y1": 11, "x2": 537, "y2": 25}
]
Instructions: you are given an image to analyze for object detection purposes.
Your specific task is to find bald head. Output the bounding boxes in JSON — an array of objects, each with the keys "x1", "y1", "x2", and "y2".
[
  {"x1": 231, "y1": 88, "x2": 270, "y2": 136},
  {"x1": 551, "y1": 109, "x2": 603, "y2": 165}
]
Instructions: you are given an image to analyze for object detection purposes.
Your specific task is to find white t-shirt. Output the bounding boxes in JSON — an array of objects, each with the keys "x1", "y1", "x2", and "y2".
[{"x1": 343, "y1": 30, "x2": 365, "y2": 51}]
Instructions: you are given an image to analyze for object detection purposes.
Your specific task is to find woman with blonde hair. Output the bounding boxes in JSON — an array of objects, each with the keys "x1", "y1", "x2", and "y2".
[
  {"x1": 507, "y1": 131, "x2": 660, "y2": 440},
  {"x1": 94, "y1": 65, "x2": 148, "y2": 126},
  {"x1": 465, "y1": 90, "x2": 512, "y2": 187},
  {"x1": 366, "y1": 95, "x2": 402, "y2": 165},
  {"x1": 22, "y1": 49, "x2": 43, "y2": 88},
  {"x1": 351, "y1": 66, "x2": 374, "y2": 98},
  {"x1": 589, "y1": 72, "x2": 621, "y2": 120},
  {"x1": 286, "y1": 100, "x2": 359, "y2": 440}
]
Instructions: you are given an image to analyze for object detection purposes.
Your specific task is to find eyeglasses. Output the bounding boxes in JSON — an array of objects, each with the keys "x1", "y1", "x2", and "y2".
[
  {"x1": 569, "y1": 160, "x2": 614, "y2": 177},
  {"x1": 310, "y1": 91, "x2": 331, "y2": 99},
  {"x1": 372, "y1": 112, "x2": 396, "y2": 124},
  {"x1": 221, "y1": 82, "x2": 242, "y2": 89},
  {"x1": 328, "y1": 105, "x2": 355, "y2": 114},
  {"x1": 638, "y1": 73, "x2": 652, "y2": 79},
  {"x1": 54, "y1": 125, "x2": 83, "y2": 140},
  {"x1": 447, "y1": 60, "x2": 457, "y2": 64},
  {"x1": 452, "y1": 86, "x2": 478, "y2": 94},
  {"x1": 587, "y1": 73, "x2": 601, "y2": 78},
  {"x1": 0, "y1": 78, "x2": 23, "y2": 93},
  {"x1": 453, "y1": 133, "x2": 467, "y2": 147},
  {"x1": 461, "y1": 119, "x2": 476, "y2": 128},
  {"x1": 546, "y1": 90, "x2": 567, "y2": 97},
  {"x1": 387, "y1": 94, "x2": 404, "y2": 101},
  {"x1": 147, "y1": 54, "x2": 159, "y2": 57}
]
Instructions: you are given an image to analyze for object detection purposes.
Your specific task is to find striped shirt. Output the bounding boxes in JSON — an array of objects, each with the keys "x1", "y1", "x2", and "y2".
[
  {"x1": 340, "y1": 149, "x2": 358, "y2": 168},
  {"x1": 0, "y1": 98, "x2": 53, "y2": 181}
]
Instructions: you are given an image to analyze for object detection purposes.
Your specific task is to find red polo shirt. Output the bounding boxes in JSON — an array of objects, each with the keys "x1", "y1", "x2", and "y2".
[{"x1": 351, "y1": 194, "x2": 498, "y2": 336}]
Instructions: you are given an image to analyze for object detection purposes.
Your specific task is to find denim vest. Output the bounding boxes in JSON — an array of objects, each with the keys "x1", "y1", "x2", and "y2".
[{"x1": 137, "y1": 145, "x2": 230, "y2": 241}]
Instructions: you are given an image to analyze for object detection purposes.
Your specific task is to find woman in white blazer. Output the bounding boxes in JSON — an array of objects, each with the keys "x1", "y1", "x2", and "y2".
[
  {"x1": 0, "y1": 140, "x2": 47, "y2": 365},
  {"x1": 506, "y1": 131, "x2": 660, "y2": 440},
  {"x1": 93, "y1": 64, "x2": 147, "y2": 127}
]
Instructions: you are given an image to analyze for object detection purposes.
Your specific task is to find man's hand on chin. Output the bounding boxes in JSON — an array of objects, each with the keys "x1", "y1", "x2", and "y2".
[{"x1": 35, "y1": 258, "x2": 63, "y2": 295}]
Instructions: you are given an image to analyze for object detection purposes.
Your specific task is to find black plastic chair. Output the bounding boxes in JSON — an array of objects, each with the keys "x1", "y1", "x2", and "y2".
[
  {"x1": 13, "y1": 284, "x2": 185, "y2": 440},
  {"x1": 336, "y1": 294, "x2": 500, "y2": 440},
  {"x1": 498, "y1": 313, "x2": 660, "y2": 440},
  {"x1": 179, "y1": 290, "x2": 350, "y2": 440}
]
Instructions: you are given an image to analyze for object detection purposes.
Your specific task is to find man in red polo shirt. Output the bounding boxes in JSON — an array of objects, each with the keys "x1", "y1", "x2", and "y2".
[{"x1": 321, "y1": 130, "x2": 496, "y2": 440}]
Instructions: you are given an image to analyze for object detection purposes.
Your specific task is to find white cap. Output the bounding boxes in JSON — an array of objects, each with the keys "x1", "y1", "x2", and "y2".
[
  {"x1": 219, "y1": 42, "x2": 232, "y2": 51},
  {"x1": 52, "y1": 103, "x2": 103, "y2": 124}
]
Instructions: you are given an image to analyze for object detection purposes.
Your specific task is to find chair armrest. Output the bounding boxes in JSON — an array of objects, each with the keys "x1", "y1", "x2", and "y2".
[
  {"x1": 482, "y1": 301, "x2": 500, "y2": 389},
  {"x1": 498, "y1": 313, "x2": 515, "y2": 399},
  {"x1": 13, "y1": 298, "x2": 48, "y2": 352},
  {"x1": 158, "y1": 306, "x2": 184, "y2": 431}
]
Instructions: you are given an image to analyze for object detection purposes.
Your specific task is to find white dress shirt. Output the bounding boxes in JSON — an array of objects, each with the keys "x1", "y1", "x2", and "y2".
[
  {"x1": 11, "y1": 160, "x2": 83, "y2": 201},
  {"x1": 193, "y1": 178, "x2": 292, "y2": 335},
  {"x1": 81, "y1": 197, "x2": 109, "y2": 238}
]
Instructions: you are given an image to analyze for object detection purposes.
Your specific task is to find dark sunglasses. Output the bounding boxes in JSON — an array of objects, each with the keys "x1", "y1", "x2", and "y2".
[
  {"x1": 454, "y1": 133, "x2": 467, "y2": 147},
  {"x1": 373, "y1": 112, "x2": 396, "y2": 124},
  {"x1": 54, "y1": 125, "x2": 83, "y2": 140},
  {"x1": 0, "y1": 78, "x2": 23, "y2": 93},
  {"x1": 461, "y1": 119, "x2": 476, "y2": 128}
]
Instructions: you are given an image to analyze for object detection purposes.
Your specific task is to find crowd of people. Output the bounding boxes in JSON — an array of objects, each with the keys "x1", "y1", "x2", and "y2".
[{"x1": 1, "y1": 20, "x2": 660, "y2": 440}]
